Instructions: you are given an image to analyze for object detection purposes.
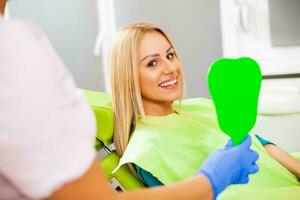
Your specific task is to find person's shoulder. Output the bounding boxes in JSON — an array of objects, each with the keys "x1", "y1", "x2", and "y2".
[
  {"x1": 0, "y1": 19, "x2": 40, "y2": 31},
  {"x1": 173, "y1": 98, "x2": 216, "y2": 115},
  {"x1": 180, "y1": 97, "x2": 213, "y2": 107},
  {"x1": 0, "y1": 18, "x2": 29, "y2": 27},
  {"x1": 0, "y1": 19, "x2": 45, "y2": 42}
]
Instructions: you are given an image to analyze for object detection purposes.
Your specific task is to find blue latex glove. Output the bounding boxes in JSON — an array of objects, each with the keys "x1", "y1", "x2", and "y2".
[{"x1": 198, "y1": 135, "x2": 259, "y2": 199}]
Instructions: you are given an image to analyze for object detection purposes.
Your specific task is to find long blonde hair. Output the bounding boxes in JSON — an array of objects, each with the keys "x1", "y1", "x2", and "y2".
[{"x1": 109, "y1": 23, "x2": 182, "y2": 162}]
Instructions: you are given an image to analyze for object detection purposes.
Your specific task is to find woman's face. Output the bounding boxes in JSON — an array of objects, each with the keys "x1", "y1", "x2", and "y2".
[{"x1": 139, "y1": 31, "x2": 183, "y2": 106}]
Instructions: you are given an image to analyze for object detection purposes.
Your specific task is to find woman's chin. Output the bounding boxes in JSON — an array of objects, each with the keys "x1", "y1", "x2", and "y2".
[{"x1": 161, "y1": 93, "x2": 182, "y2": 102}]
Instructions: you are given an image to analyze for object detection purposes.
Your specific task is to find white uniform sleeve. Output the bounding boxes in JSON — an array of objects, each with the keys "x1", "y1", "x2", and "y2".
[{"x1": 0, "y1": 19, "x2": 97, "y2": 199}]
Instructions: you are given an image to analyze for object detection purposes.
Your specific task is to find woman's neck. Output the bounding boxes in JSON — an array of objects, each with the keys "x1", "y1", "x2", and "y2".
[{"x1": 143, "y1": 99, "x2": 174, "y2": 116}]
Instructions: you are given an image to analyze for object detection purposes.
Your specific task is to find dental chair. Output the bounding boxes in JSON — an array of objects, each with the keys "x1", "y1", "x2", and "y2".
[
  {"x1": 83, "y1": 89, "x2": 300, "y2": 192},
  {"x1": 83, "y1": 89, "x2": 144, "y2": 191}
]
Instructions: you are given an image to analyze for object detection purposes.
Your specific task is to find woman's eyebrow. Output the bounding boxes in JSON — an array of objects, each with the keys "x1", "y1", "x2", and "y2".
[
  {"x1": 140, "y1": 53, "x2": 160, "y2": 63},
  {"x1": 140, "y1": 46, "x2": 173, "y2": 62},
  {"x1": 166, "y1": 46, "x2": 173, "y2": 53},
  {"x1": 140, "y1": 46, "x2": 173, "y2": 63}
]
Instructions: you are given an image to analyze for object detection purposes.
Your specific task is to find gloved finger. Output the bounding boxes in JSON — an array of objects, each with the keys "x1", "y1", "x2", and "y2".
[
  {"x1": 236, "y1": 135, "x2": 252, "y2": 150},
  {"x1": 241, "y1": 151, "x2": 259, "y2": 169},
  {"x1": 224, "y1": 139, "x2": 233, "y2": 150},
  {"x1": 247, "y1": 163, "x2": 259, "y2": 175},
  {"x1": 243, "y1": 149, "x2": 259, "y2": 166},
  {"x1": 250, "y1": 150, "x2": 259, "y2": 162},
  {"x1": 239, "y1": 175, "x2": 250, "y2": 184}
]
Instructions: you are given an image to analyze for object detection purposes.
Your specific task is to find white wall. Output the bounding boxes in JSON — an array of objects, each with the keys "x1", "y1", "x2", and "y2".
[
  {"x1": 8, "y1": 0, "x2": 105, "y2": 91},
  {"x1": 114, "y1": 0, "x2": 223, "y2": 98},
  {"x1": 8, "y1": 0, "x2": 223, "y2": 98}
]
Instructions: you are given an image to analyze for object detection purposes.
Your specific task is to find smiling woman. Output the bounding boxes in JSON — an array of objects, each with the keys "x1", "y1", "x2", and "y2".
[
  {"x1": 109, "y1": 22, "x2": 300, "y2": 200},
  {"x1": 138, "y1": 31, "x2": 183, "y2": 116},
  {"x1": 109, "y1": 23, "x2": 185, "y2": 159}
]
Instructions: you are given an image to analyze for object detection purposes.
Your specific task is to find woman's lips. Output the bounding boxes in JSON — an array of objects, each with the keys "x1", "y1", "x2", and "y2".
[{"x1": 159, "y1": 78, "x2": 178, "y2": 89}]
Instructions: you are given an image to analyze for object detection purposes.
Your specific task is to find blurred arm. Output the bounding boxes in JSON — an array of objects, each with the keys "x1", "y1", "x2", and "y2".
[
  {"x1": 265, "y1": 144, "x2": 300, "y2": 178},
  {"x1": 118, "y1": 175, "x2": 212, "y2": 200},
  {"x1": 44, "y1": 160, "x2": 118, "y2": 200},
  {"x1": 46, "y1": 161, "x2": 213, "y2": 200}
]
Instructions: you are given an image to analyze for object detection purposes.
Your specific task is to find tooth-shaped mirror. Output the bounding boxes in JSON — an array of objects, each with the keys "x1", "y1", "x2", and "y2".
[{"x1": 208, "y1": 57, "x2": 262, "y2": 145}]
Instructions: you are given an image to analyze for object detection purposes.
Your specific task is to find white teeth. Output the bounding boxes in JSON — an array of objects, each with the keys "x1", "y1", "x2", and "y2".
[{"x1": 160, "y1": 79, "x2": 177, "y2": 87}]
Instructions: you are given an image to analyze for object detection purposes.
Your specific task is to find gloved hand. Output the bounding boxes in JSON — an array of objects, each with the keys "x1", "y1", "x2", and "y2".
[{"x1": 197, "y1": 135, "x2": 259, "y2": 199}]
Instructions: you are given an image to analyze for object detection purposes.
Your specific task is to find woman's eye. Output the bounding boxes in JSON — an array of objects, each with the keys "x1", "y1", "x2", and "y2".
[
  {"x1": 147, "y1": 60, "x2": 158, "y2": 67},
  {"x1": 167, "y1": 52, "x2": 174, "y2": 60}
]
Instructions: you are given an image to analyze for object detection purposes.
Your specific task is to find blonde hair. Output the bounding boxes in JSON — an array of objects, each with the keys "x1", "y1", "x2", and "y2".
[{"x1": 109, "y1": 23, "x2": 183, "y2": 167}]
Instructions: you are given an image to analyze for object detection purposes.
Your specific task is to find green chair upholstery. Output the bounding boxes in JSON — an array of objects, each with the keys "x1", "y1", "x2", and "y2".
[
  {"x1": 83, "y1": 90, "x2": 113, "y2": 150},
  {"x1": 83, "y1": 89, "x2": 144, "y2": 190}
]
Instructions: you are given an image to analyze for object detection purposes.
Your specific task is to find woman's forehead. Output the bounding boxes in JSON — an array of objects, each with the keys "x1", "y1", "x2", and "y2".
[{"x1": 139, "y1": 32, "x2": 172, "y2": 57}]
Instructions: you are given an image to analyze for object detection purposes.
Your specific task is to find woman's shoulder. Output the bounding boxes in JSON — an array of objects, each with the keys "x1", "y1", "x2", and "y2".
[
  {"x1": 113, "y1": 130, "x2": 160, "y2": 173},
  {"x1": 172, "y1": 97, "x2": 216, "y2": 118},
  {"x1": 125, "y1": 127, "x2": 161, "y2": 156}
]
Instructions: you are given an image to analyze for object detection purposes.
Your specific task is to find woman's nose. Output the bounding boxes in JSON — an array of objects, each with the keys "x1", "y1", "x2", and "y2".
[{"x1": 163, "y1": 59, "x2": 176, "y2": 74}]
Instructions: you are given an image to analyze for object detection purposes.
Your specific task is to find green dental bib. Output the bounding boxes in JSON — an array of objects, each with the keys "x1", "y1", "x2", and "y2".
[{"x1": 114, "y1": 98, "x2": 300, "y2": 200}]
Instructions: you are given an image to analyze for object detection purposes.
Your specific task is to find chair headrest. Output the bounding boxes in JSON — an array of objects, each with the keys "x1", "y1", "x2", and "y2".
[{"x1": 83, "y1": 89, "x2": 114, "y2": 146}]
